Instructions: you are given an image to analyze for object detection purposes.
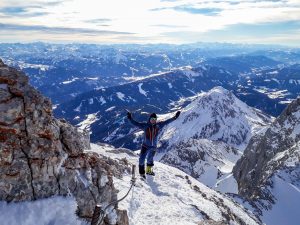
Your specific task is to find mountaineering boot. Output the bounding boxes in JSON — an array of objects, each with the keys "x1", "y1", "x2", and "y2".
[
  {"x1": 140, "y1": 174, "x2": 146, "y2": 180},
  {"x1": 146, "y1": 166, "x2": 155, "y2": 176},
  {"x1": 139, "y1": 165, "x2": 145, "y2": 176}
]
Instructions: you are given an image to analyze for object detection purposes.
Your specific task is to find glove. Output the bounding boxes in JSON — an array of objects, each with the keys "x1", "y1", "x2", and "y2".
[
  {"x1": 127, "y1": 112, "x2": 132, "y2": 120},
  {"x1": 174, "y1": 111, "x2": 181, "y2": 119}
]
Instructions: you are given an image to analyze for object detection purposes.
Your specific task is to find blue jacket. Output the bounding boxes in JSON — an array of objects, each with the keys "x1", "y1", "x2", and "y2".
[{"x1": 129, "y1": 116, "x2": 176, "y2": 148}]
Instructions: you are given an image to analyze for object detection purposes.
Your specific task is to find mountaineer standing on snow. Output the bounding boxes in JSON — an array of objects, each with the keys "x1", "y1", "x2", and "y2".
[{"x1": 127, "y1": 111, "x2": 181, "y2": 178}]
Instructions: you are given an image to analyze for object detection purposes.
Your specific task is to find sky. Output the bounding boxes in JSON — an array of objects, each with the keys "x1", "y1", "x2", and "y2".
[{"x1": 0, "y1": 0, "x2": 300, "y2": 46}]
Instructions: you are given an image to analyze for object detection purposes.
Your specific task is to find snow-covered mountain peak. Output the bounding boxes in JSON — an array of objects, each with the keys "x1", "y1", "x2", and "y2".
[
  {"x1": 160, "y1": 87, "x2": 272, "y2": 150},
  {"x1": 124, "y1": 65, "x2": 205, "y2": 83},
  {"x1": 194, "y1": 86, "x2": 259, "y2": 118},
  {"x1": 157, "y1": 87, "x2": 272, "y2": 192},
  {"x1": 207, "y1": 86, "x2": 231, "y2": 95}
]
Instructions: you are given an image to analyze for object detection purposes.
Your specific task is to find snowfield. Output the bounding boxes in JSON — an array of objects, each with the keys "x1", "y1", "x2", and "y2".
[
  {"x1": 262, "y1": 170, "x2": 300, "y2": 225},
  {"x1": 138, "y1": 83, "x2": 147, "y2": 97},
  {"x1": 87, "y1": 143, "x2": 260, "y2": 225},
  {"x1": 0, "y1": 196, "x2": 87, "y2": 225}
]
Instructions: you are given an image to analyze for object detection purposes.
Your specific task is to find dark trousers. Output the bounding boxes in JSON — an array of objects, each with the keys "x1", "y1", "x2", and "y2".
[{"x1": 138, "y1": 145, "x2": 156, "y2": 174}]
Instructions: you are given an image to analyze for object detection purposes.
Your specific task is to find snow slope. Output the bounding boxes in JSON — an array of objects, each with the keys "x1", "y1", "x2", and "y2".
[
  {"x1": 87, "y1": 143, "x2": 261, "y2": 225},
  {"x1": 232, "y1": 164, "x2": 300, "y2": 225},
  {"x1": 262, "y1": 167, "x2": 300, "y2": 225},
  {"x1": 0, "y1": 196, "x2": 87, "y2": 225}
]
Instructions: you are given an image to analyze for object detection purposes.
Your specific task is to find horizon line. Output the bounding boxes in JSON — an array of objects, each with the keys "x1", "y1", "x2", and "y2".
[{"x1": 0, "y1": 40, "x2": 298, "y2": 49}]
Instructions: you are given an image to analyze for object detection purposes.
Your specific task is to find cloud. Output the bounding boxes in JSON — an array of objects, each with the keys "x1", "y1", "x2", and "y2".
[
  {"x1": 0, "y1": 0, "x2": 299, "y2": 46},
  {"x1": 43, "y1": 1, "x2": 65, "y2": 7},
  {"x1": 160, "y1": 0, "x2": 180, "y2": 2},
  {"x1": 85, "y1": 18, "x2": 112, "y2": 23},
  {"x1": 151, "y1": 24, "x2": 188, "y2": 28},
  {"x1": 160, "y1": 20, "x2": 300, "y2": 46},
  {"x1": 154, "y1": 0, "x2": 299, "y2": 13},
  {"x1": 0, "y1": 23, "x2": 134, "y2": 35},
  {"x1": 227, "y1": 21, "x2": 300, "y2": 35},
  {"x1": 84, "y1": 18, "x2": 112, "y2": 27},
  {"x1": 0, "y1": 7, "x2": 27, "y2": 14},
  {"x1": 150, "y1": 4, "x2": 222, "y2": 16},
  {"x1": 173, "y1": 6, "x2": 222, "y2": 15},
  {"x1": 0, "y1": 0, "x2": 69, "y2": 18},
  {"x1": 150, "y1": 7, "x2": 168, "y2": 11},
  {"x1": 0, "y1": 0, "x2": 65, "y2": 8},
  {"x1": 0, "y1": 6, "x2": 49, "y2": 17}
]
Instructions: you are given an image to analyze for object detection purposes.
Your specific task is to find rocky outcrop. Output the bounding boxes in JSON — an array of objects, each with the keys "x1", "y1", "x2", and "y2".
[
  {"x1": 233, "y1": 96, "x2": 300, "y2": 200},
  {"x1": 0, "y1": 59, "x2": 129, "y2": 224}
]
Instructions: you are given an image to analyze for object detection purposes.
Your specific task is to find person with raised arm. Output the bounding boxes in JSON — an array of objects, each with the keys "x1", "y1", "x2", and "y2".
[{"x1": 127, "y1": 111, "x2": 181, "y2": 178}]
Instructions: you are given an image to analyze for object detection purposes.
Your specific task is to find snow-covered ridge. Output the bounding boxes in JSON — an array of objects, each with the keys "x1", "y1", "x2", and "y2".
[
  {"x1": 122, "y1": 66, "x2": 203, "y2": 83},
  {"x1": 14, "y1": 61, "x2": 53, "y2": 71},
  {"x1": 61, "y1": 77, "x2": 80, "y2": 84},
  {"x1": 87, "y1": 143, "x2": 261, "y2": 225}
]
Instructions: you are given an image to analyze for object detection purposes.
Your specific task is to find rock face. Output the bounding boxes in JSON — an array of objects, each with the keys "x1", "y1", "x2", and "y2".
[
  {"x1": 0, "y1": 59, "x2": 128, "y2": 224},
  {"x1": 233, "y1": 96, "x2": 300, "y2": 201}
]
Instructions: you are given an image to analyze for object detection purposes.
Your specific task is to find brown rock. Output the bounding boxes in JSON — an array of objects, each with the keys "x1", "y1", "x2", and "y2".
[
  {"x1": 0, "y1": 77, "x2": 17, "y2": 85},
  {"x1": 0, "y1": 59, "x2": 129, "y2": 225},
  {"x1": 0, "y1": 98, "x2": 24, "y2": 126}
]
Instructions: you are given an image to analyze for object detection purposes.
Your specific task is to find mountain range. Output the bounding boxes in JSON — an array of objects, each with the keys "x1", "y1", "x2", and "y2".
[
  {"x1": 53, "y1": 65, "x2": 238, "y2": 147},
  {"x1": 1, "y1": 43, "x2": 299, "y2": 113},
  {"x1": 52, "y1": 61, "x2": 299, "y2": 146},
  {"x1": 0, "y1": 43, "x2": 299, "y2": 225}
]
